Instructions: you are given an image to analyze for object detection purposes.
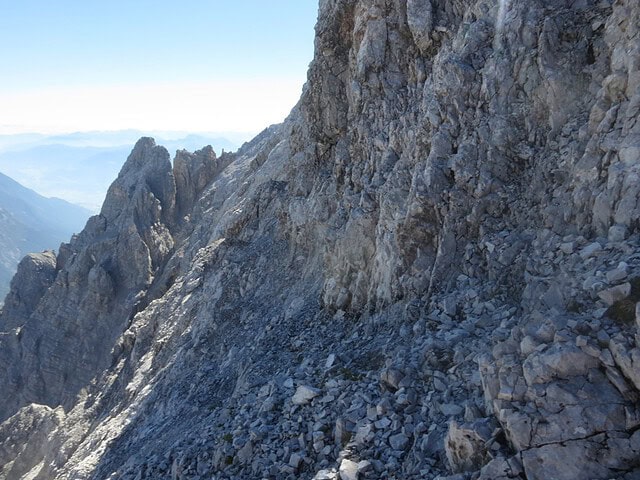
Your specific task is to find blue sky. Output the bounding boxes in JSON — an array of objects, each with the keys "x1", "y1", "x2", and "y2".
[{"x1": 0, "y1": 1, "x2": 318, "y2": 135}]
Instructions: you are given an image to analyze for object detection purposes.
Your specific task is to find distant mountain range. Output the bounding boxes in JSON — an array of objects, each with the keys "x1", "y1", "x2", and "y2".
[
  {"x1": 0, "y1": 130, "x2": 243, "y2": 211},
  {"x1": 0, "y1": 172, "x2": 90, "y2": 303}
]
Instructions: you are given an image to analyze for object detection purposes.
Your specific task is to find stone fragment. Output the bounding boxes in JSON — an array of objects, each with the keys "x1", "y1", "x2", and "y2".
[
  {"x1": 420, "y1": 429, "x2": 443, "y2": 456},
  {"x1": 354, "y1": 422, "x2": 373, "y2": 446},
  {"x1": 604, "y1": 366, "x2": 638, "y2": 401},
  {"x1": 534, "y1": 322, "x2": 556, "y2": 343},
  {"x1": 315, "y1": 469, "x2": 338, "y2": 480},
  {"x1": 606, "y1": 263, "x2": 628, "y2": 283},
  {"x1": 389, "y1": 433, "x2": 410, "y2": 451},
  {"x1": 433, "y1": 377, "x2": 447, "y2": 392},
  {"x1": 609, "y1": 339, "x2": 640, "y2": 390},
  {"x1": 598, "y1": 282, "x2": 631, "y2": 306},
  {"x1": 582, "y1": 276, "x2": 604, "y2": 292},
  {"x1": 339, "y1": 459, "x2": 359, "y2": 480},
  {"x1": 357, "y1": 460, "x2": 372, "y2": 473},
  {"x1": 374, "y1": 417, "x2": 391, "y2": 430},
  {"x1": 237, "y1": 441, "x2": 253, "y2": 465},
  {"x1": 597, "y1": 330, "x2": 611, "y2": 347},
  {"x1": 579, "y1": 242, "x2": 602, "y2": 259},
  {"x1": 575, "y1": 335, "x2": 588, "y2": 347},
  {"x1": 442, "y1": 297, "x2": 458, "y2": 316},
  {"x1": 580, "y1": 341, "x2": 601, "y2": 358},
  {"x1": 292, "y1": 385, "x2": 320, "y2": 405},
  {"x1": 520, "y1": 335, "x2": 539, "y2": 356},
  {"x1": 380, "y1": 368, "x2": 404, "y2": 391},
  {"x1": 289, "y1": 452, "x2": 302, "y2": 469},
  {"x1": 608, "y1": 224, "x2": 628, "y2": 242},
  {"x1": 559, "y1": 242, "x2": 574, "y2": 254},
  {"x1": 599, "y1": 348, "x2": 615, "y2": 366},
  {"x1": 522, "y1": 344, "x2": 599, "y2": 384},
  {"x1": 325, "y1": 354, "x2": 336, "y2": 369}
]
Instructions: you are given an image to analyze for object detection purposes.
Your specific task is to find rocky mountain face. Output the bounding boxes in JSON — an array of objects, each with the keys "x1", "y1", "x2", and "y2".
[
  {"x1": 1, "y1": 0, "x2": 640, "y2": 479},
  {"x1": 0, "y1": 172, "x2": 90, "y2": 303}
]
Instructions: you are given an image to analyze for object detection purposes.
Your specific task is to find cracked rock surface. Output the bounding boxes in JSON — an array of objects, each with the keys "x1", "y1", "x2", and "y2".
[{"x1": 1, "y1": 0, "x2": 640, "y2": 479}]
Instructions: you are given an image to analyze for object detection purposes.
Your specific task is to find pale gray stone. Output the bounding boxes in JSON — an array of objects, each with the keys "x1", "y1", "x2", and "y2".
[
  {"x1": 609, "y1": 339, "x2": 640, "y2": 391},
  {"x1": 519, "y1": 336, "x2": 539, "y2": 356},
  {"x1": 440, "y1": 404, "x2": 464, "y2": 416},
  {"x1": 559, "y1": 242, "x2": 574, "y2": 254},
  {"x1": 339, "y1": 459, "x2": 359, "y2": 480},
  {"x1": 380, "y1": 368, "x2": 404, "y2": 391},
  {"x1": 606, "y1": 263, "x2": 628, "y2": 283},
  {"x1": 292, "y1": 385, "x2": 320, "y2": 405},
  {"x1": 608, "y1": 224, "x2": 628, "y2": 242},
  {"x1": 579, "y1": 242, "x2": 602, "y2": 259},
  {"x1": 237, "y1": 441, "x2": 253, "y2": 465},
  {"x1": 598, "y1": 282, "x2": 631, "y2": 306},
  {"x1": 522, "y1": 344, "x2": 600, "y2": 385}
]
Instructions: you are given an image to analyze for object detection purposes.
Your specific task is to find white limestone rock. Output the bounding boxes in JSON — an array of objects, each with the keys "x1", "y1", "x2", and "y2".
[
  {"x1": 292, "y1": 385, "x2": 321, "y2": 405},
  {"x1": 598, "y1": 282, "x2": 631, "y2": 306}
]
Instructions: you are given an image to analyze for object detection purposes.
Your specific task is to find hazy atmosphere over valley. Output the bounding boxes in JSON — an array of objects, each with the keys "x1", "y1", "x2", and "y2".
[{"x1": 1, "y1": 1, "x2": 640, "y2": 479}]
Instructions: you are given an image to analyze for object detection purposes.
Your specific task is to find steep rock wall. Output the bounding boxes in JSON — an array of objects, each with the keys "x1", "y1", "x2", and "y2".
[{"x1": 1, "y1": 0, "x2": 640, "y2": 479}]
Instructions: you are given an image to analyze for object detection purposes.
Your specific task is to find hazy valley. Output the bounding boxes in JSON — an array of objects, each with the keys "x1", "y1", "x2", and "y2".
[{"x1": 0, "y1": 172, "x2": 89, "y2": 302}]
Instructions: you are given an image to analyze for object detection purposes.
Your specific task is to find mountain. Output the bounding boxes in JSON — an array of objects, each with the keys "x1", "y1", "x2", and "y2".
[
  {"x1": 0, "y1": 172, "x2": 90, "y2": 303},
  {"x1": 1, "y1": 1, "x2": 640, "y2": 479},
  {"x1": 0, "y1": 132, "x2": 240, "y2": 211}
]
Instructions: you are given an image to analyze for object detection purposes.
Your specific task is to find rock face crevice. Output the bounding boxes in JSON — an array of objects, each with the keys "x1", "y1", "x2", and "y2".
[{"x1": 1, "y1": 0, "x2": 640, "y2": 479}]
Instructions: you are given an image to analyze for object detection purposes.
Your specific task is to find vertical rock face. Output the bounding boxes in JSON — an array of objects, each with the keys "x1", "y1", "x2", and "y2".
[
  {"x1": 0, "y1": 138, "x2": 179, "y2": 422},
  {"x1": 1, "y1": 251, "x2": 57, "y2": 328},
  {"x1": 174, "y1": 146, "x2": 231, "y2": 222},
  {"x1": 1, "y1": 1, "x2": 640, "y2": 479}
]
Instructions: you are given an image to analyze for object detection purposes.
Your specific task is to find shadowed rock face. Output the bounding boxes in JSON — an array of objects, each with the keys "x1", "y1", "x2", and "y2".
[
  {"x1": 0, "y1": 138, "x2": 176, "y2": 422},
  {"x1": 174, "y1": 146, "x2": 232, "y2": 222},
  {"x1": 0, "y1": 138, "x2": 226, "y2": 425},
  {"x1": 1, "y1": 252, "x2": 57, "y2": 327},
  {"x1": 1, "y1": 1, "x2": 640, "y2": 479}
]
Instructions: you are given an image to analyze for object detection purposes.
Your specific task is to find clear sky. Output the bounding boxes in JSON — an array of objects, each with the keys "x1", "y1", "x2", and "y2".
[{"x1": 0, "y1": 1, "x2": 318, "y2": 136}]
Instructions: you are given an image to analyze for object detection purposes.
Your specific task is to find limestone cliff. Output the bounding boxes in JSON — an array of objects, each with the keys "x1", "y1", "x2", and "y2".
[{"x1": 1, "y1": 0, "x2": 640, "y2": 479}]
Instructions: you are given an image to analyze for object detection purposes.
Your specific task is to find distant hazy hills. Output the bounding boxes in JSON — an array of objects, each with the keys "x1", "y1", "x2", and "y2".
[
  {"x1": 0, "y1": 130, "x2": 242, "y2": 211},
  {"x1": 0, "y1": 172, "x2": 90, "y2": 303}
]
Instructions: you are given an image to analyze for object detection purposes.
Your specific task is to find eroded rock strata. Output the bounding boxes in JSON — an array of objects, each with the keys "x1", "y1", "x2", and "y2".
[{"x1": 1, "y1": 0, "x2": 640, "y2": 479}]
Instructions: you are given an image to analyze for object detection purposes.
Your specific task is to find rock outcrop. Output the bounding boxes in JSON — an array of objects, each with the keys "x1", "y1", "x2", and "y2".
[{"x1": 1, "y1": 0, "x2": 640, "y2": 479}]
